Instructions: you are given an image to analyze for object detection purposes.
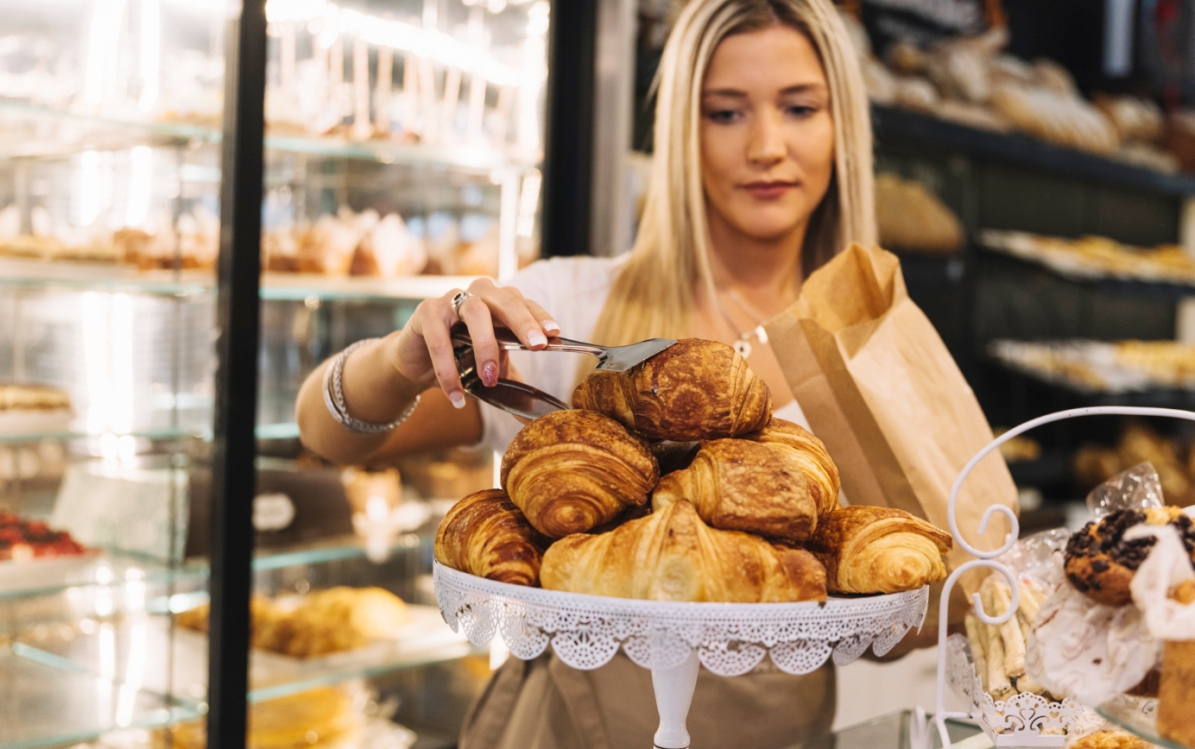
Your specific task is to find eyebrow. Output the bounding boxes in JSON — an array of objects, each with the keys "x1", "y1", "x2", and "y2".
[{"x1": 702, "y1": 84, "x2": 827, "y2": 97}]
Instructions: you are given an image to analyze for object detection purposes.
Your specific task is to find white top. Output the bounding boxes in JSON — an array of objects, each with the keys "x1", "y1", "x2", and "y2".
[{"x1": 476, "y1": 255, "x2": 810, "y2": 455}]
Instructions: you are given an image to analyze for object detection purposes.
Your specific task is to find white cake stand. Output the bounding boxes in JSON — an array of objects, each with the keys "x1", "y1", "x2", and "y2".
[{"x1": 434, "y1": 561, "x2": 929, "y2": 748}]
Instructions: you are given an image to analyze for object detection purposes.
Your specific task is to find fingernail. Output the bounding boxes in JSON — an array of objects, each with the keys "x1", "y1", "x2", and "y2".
[
  {"x1": 449, "y1": 391, "x2": 467, "y2": 409},
  {"x1": 481, "y1": 361, "x2": 499, "y2": 387},
  {"x1": 527, "y1": 331, "x2": 548, "y2": 347},
  {"x1": 543, "y1": 320, "x2": 561, "y2": 335}
]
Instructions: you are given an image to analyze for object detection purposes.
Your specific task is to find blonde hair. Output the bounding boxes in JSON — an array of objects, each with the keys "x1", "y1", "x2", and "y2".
[{"x1": 589, "y1": 0, "x2": 876, "y2": 350}]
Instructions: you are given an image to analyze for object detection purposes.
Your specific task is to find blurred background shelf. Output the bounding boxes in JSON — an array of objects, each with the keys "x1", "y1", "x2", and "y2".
[
  {"x1": 873, "y1": 104, "x2": 1195, "y2": 197},
  {"x1": 0, "y1": 102, "x2": 535, "y2": 173},
  {"x1": 0, "y1": 649, "x2": 203, "y2": 749}
]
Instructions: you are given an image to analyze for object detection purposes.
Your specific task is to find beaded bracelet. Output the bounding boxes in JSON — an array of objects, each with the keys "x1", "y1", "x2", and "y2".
[{"x1": 323, "y1": 338, "x2": 421, "y2": 434}]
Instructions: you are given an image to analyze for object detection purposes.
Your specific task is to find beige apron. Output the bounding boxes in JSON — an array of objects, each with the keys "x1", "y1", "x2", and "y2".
[{"x1": 459, "y1": 652, "x2": 836, "y2": 749}]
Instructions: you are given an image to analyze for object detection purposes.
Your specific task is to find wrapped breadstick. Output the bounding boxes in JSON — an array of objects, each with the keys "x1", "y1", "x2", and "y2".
[
  {"x1": 965, "y1": 614, "x2": 990, "y2": 692},
  {"x1": 989, "y1": 583, "x2": 1027, "y2": 678},
  {"x1": 1017, "y1": 580, "x2": 1044, "y2": 624},
  {"x1": 984, "y1": 620, "x2": 1014, "y2": 699}
]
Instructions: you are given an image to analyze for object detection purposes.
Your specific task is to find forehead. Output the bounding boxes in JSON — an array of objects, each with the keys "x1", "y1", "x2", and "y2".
[{"x1": 703, "y1": 24, "x2": 827, "y2": 90}]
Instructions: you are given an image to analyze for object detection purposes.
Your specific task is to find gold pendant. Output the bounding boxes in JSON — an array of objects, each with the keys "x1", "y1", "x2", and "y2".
[{"x1": 734, "y1": 338, "x2": 752, "y2": 359}]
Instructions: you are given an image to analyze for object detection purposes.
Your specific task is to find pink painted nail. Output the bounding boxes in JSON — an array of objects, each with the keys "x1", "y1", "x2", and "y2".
[{"x1": 482, "y1": 361, "x2": 499, "y2": 387}]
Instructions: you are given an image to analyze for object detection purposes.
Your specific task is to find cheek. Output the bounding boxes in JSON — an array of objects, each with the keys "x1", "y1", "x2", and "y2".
[
  {"x1": 799, "y1": 117, "x2": 836, "y2": 185},
  {"x1": 700, "y1": 126, "x2": 740, "y2": 199}
]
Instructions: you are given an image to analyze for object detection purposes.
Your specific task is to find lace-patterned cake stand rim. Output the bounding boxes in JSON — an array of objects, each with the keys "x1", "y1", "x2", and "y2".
[{"x1": 434, "y1": 562, "x2": 929, "y2": 749}]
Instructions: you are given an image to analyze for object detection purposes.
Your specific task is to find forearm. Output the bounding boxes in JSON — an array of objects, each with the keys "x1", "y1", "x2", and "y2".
[{"x1": 296, "y1": 334, "x2": 427, "y2": 463}]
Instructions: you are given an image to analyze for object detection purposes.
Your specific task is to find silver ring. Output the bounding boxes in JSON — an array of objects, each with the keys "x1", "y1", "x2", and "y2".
[{"x1": 451, "y1": 290, "x2": 474, "y2": 319}]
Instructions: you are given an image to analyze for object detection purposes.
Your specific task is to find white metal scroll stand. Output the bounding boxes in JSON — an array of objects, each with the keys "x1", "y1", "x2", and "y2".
[{"x1": 913, "y1": 405, "x2": 1195, "y2": 749}]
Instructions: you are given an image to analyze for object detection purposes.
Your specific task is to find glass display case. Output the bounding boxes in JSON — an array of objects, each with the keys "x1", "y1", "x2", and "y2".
[{"x1": 0, "y1": 0, "x2": 551, "y2": 746}]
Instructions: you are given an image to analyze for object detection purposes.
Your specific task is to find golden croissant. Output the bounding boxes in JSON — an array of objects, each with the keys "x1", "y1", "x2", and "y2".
[
  {"x1": 804, "y1": 505, "x2": 953, "y2": 594},
  {"x1": 434, "y1": 489, "x2": 548, "y2": 586},
  {"x1": 540, "y1": 500, "x2": 827, "y2": 603},
  {"x1": 743, "y1": 418, "x2": 841, "y2": 517},
  {"x1": 572, "y1": 338, "x2": 772, "y2": 441},
  {"x1": 501, "y1": 409, "x2": 659, "y2": 538},
  {"x1": 652, "y1": 438, "x2": 821, "y2": 543}
]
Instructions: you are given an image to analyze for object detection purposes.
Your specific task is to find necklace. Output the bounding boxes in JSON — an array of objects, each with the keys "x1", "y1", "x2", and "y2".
[{"x1": 713, "y1": 288, "x2": 769, "y2": 359}]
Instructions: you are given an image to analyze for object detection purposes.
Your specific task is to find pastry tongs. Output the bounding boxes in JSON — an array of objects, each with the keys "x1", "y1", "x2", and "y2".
[{"x1": 451, "y1": 324, "x2": 676, "y2": 420}]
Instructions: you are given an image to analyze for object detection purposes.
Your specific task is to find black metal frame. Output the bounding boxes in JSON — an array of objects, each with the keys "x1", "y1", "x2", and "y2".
[
  {"x1": 541, "y1": 0, "x2": 598, "y2": 257},
  {"x1": 207, "y1": 0, "x2": 267, "y2": 746}
]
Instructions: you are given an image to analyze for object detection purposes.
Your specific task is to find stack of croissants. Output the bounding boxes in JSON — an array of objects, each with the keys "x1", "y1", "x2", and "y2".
[{"x1": 434, "y1": 339, "x2": 954, "y2": 603}]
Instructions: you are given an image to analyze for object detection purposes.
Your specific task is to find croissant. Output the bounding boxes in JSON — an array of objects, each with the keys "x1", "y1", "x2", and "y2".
[
  {"x1": 434, "y1": 489, "x2": 548, "y2": 586},
  {"x1": 804, "y1": 505, "x2": 953, "y2": 594},
  {"x1": 501, "y1": 409, "x2": 659, "y2": 538},
  {"x1": 572, "y1": 338, "x2": 772, "y2": 441},
  {"x1": 541, "y1": 500, "x2": 827, "y2": 603},
  {"x1": 742, "y1": 419, "x2": 842, "y2": 517},
  {"x1": 652, "y1": 439, "x2": 821, "y2": 542}
]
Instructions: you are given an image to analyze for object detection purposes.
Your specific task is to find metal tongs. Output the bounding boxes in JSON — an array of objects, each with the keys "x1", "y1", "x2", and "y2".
[{"x1": 451, "y1": 324, "x2": 676, "y2": 420}]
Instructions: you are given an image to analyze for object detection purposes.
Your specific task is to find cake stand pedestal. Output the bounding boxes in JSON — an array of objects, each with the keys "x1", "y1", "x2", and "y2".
[{"x1": 434, "y1": 562, "x2": 929, "y2": 748}]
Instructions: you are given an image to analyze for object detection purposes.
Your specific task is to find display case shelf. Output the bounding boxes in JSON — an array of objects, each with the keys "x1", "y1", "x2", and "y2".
[
  {"x1": 14, "y1": 605, "x2": 474, "y2": 710},
  {"x1": 0, "y1": 648, "x2": 203, "y2": 749},
  {"x1": 0, "y1": 257, "x2": 476, "y2": 302},
  {"x1": 873, "y1": 105, "x2": 1195, "y2": 198},
  {"x1": 0, "y1": 101, "x2": 535, "y2": 173}
]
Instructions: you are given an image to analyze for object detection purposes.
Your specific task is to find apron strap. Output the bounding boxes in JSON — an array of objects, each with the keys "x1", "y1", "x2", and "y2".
[
  {"x1": 547, "y1": 655, "x2": 614, "y2": 749},
  {"x1": 459, "y1": 655, "x2": 530, "y2": 749}
]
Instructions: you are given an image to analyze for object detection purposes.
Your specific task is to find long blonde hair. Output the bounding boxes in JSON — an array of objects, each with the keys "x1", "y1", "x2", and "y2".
[{"x1": 589, "y1": 0, "x2": 876, "y2": 349}]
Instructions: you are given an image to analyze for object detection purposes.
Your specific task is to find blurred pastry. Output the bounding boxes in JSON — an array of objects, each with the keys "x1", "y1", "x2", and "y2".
[
  {"x1": 875, "y1": 173, "x2": 964, "y2": 253},
  {"x1": 434, "y1": 488, "x2": 549, "y2": 585},
  {"x1": 0, "y1": 512, "x2": 86, "y2": 562},
  {"x1": 168, "y1": 686, "x2": 355, "y2": 749},
  {"x1": 1159, "y1": 579, "x2": 1195, "y2": 748},
  {"x1": 1064, "y1": 507, "x2": 1195, "y2": 606},
  {"x1": 1070, "y1": 729, "x2": 1153, "y2": 749},
  {"x1": 501, "y1": 410, "x2": 659, "y2": 538},
  {"x1": 349, "y1": 212, "x2": 426, "y2": 277},
  {"x1": 804, "y1": 505, "x2": 952, "y2": 594},
  {"x1": 573, "y1": 338, "x2": 772, "y2": 441},
  {"x1": 541, "y1": 500, "x2": 827, "y2": 603}
]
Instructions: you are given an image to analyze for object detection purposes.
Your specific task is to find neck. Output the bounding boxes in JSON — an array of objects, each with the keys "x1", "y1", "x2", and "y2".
[{"x1": 704, "y1": 210, "x2": 805, "y2": 317}]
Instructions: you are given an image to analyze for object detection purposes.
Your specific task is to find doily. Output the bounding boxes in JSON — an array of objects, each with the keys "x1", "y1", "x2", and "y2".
[{"x1": 434, "y1": 562, "x2": 928, "y2": 676}]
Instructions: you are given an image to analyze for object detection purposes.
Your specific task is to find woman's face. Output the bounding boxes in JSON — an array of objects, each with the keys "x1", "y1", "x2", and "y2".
[{"x1": 699, "y1": 24, "x2": 835, "y2": 245}]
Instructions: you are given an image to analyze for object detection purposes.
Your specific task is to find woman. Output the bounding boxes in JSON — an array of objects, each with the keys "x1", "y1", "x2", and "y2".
[{"x1": 298, "y1": 0, "x2": 876, "y2": 745}]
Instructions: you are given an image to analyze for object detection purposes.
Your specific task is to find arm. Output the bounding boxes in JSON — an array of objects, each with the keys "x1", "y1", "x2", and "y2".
[{"x1": 296, "y1": 278, "x2": 559, "y2": 465}]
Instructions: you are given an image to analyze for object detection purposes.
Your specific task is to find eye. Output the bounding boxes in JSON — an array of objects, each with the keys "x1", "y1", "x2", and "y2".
[
  {"x1": 705, "y1": 109, "x2": 742, "y2": 124},
  {"x1": 786, "y1": 104, "x2": 819, "y2": 119}
]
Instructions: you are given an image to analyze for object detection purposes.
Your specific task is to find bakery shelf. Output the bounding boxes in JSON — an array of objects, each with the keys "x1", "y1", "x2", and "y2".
[
  {"x1": 0, "y1": 426, "x2": 198, "y2": 445},
  {"x1": 976, "y1": 239, "x2": 1195, "y2": 298},
  {"x1": 0, "y1": 101, "x2": 534, "y2": 173},
  {"x1": 987, "y1": 355, "x2": 1195, "y2": 409},
  {"x1": 0, "y1": 647, "x2": 203, "y2": 749},
  {"x1": 0, "y1": 257, "x2": 477, "y2": 302},
  {"x1": 872, "y1": 105, "x2": 1195, "y2": 198},
  {"x1": 13, "y1": 605, "x2": 475, "y2": 708},
  {"x1": 0, "y1": 551, "x2": 208, "y2": 605}
]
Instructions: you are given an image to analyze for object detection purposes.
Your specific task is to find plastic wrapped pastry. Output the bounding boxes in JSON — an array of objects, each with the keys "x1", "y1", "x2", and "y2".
[
  {"x1": 434, "y1": 488, "x2": 549, "y2": 586},
  {"x1": 540, "y1": 500, "x2": 827, "y2": 603},
  {"x1": 500, "y1": 410, "x2": 659, "y2": 538},
  {"x1": 803, "y1": 505, "x2": 952, "y2": 594},
  {"x1": 572, "y1": 338, "x2": 772, "y2": 441}
]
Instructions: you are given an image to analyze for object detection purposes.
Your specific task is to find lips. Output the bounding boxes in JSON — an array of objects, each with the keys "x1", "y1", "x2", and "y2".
[{"x1": 741, "y1": 181, "x2": 797, "y2": 199}]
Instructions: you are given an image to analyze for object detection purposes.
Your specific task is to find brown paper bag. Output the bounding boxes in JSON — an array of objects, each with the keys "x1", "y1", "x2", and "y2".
[{"x1": 765, "y1": 244, "x2": 1017, "y2": 599}]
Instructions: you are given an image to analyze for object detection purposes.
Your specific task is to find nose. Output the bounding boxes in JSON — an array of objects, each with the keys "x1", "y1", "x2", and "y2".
[{"x1": 746, "y1": 109, "x2": 785, "y2": 167}]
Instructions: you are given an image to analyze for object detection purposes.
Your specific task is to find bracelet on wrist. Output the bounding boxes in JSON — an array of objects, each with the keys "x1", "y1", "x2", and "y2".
[{"x1": 323, "y1": 338, "x2": 421, "y2": 434}]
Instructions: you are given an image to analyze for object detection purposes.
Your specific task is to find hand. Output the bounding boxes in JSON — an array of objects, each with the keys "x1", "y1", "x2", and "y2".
[{"x1": 390, "y1": 278, "x2": 560, "y2": 409}]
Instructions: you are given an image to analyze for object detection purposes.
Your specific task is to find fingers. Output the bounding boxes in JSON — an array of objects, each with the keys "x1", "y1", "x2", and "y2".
[
  {"x1": 413, "y1": 298, "x2": 468, "y2": 409},
  {"x1": 524, "y1": 298, "x2": 561, "y2": 337},
  {"x1": 457, "y1": 295, "x2": 500, "y2": 388},
  {"x1": 466, "y1": 279, "x2": 559, "y2": 347}
]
